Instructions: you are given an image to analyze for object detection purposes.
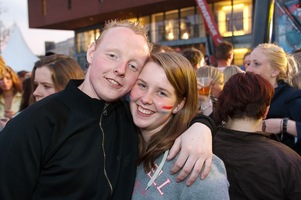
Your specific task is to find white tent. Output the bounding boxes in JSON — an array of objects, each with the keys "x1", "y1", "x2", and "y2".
[{"x1": 1, "y1": 24, "x2": 39, "y2": 73}]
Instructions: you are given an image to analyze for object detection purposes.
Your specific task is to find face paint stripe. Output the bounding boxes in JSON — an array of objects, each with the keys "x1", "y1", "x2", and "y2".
[
  {"x1": 161, "y1": 105, "x2": 173, "y2": 114},
  {"x1": 162, "y1": 105, "x2": 173, "y2": 110}
]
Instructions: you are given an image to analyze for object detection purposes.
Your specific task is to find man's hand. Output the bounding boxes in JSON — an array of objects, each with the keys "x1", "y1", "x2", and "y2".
[{"x1": 168, "y1": 123, "x2": 212, "y2": 186}]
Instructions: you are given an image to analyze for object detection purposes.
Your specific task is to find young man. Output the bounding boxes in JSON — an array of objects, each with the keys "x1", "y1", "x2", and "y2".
[
  {"x1": 181, "y1": 47, "x2": 205, "y2": 71},
  {"x1": 0, "y1": 20, "x2": 214, "y2": 200},
  {"x1": 215, "y1": 41, "x2": 234, "y2": 72}
]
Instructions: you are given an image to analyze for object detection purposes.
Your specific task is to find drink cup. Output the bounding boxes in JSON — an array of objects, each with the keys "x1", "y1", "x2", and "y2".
[{"x1": 198, "y1": 77, "x2": 211, "y2": 95}]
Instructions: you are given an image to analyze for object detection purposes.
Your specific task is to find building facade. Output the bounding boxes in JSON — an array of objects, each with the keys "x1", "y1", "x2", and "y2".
[
  {"x1": 45, "y1": 38, "x2": 75, "y2": 57},
  {"x1": 28, "y1": 0, "x2": 254, "y2": 67}
]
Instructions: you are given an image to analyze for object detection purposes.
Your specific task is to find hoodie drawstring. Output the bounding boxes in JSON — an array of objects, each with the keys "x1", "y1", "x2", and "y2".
[{"x1": 145, "y1": 150, "x2": 169, "y2": 190}]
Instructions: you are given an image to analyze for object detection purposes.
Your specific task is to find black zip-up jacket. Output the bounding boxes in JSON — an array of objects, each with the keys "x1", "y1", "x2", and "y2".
[
  {"x1": 0, "y1": 80, "x2": 138, "y2": 200},
  {"x1": 268, "y1": 80, "x2": 301, "y2": 155},
  {"x1": 0, "y1": 80, "x2": 215, "y2": 200}
]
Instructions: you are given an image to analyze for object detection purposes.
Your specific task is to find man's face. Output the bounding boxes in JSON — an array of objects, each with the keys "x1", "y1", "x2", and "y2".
[{"x1": 84, "y1": 27, "x2": 150, "y2": 101}]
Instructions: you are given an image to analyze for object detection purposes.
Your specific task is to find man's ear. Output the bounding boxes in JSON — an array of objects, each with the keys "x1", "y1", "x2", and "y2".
[
  {"x1": 228, "y1": 52, "x2": 234, "y2": 60},
  {"x1": 86, "y1": 42, "x2": 96, "y2": 64},
  {"x1": 172, "y1": 99, "x2": 186, "y2": 114}
]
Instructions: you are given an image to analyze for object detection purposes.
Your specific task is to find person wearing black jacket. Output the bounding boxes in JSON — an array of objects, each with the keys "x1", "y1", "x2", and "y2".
[{"x1": 0, "y1": 20, "x2": 215, "y2": 200}]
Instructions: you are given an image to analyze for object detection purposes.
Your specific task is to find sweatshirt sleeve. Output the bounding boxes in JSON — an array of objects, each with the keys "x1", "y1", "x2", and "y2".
[
  {"x1": 189, "y1": 113, "x2": 218, "y2": 137},
  {"x1": 180, "y1": 155, "x2": 230, "y2": 200},
  {"x1": 0, "y1": 113, "x2": 43, "y2": 199}
]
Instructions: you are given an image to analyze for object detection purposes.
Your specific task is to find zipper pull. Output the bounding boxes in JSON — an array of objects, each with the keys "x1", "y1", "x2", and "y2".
[{"x1": 103, "y1": 103, "x2": 109, "y2": 116}]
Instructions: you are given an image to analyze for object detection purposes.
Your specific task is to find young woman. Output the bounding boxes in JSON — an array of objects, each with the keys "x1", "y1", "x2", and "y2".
[
  {"x1": 130, "y1": 52, "x2": 229, "y2": 199},
  {"x1": 32, "y1": 54, "x2": 85, "y2": 102},
  {"x1": 0, "y1": 65, "x2": 22, "y2": 120},
  {"x1": 247, "y1": 43, "x2": 301, "y2": 155},
  {"x1": 214, "y1": 72, "x2": 301, "y2": 199},
  {"x1": 1, "y1": 54, "x2": 85, "y2": 128}
]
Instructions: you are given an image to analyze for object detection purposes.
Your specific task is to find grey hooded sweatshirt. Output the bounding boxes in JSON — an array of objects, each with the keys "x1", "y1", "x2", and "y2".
[{"x1": 132, "y1": 152, "x2": 230, "y2": 200}]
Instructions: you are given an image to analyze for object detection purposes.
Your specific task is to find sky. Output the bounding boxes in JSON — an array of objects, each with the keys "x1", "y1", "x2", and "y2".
[{"x1": 0, "y1": 0, "x2": 74, "y2": 55}]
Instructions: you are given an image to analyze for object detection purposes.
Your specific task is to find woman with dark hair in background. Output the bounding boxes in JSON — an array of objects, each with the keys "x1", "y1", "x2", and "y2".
[
  {"x1": 31, "y1": 54, "x2": 85, "y2": 102},
  {"x1": 214, "y1": 72, "x2": 301, "y2": 199}
]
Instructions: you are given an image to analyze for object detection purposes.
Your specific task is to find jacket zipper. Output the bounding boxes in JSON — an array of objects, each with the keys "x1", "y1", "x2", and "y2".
[{"x1": 99, "y1": 103, "x2": 113, "y2": 197}]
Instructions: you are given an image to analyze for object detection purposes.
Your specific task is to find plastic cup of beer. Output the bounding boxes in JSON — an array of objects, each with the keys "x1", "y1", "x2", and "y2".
[{"x1": 198, "y1": 77, "x2": 211, "y2": 95}]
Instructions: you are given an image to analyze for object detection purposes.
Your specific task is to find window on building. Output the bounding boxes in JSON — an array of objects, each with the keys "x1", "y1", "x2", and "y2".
[
  {"x1": 181, "y1": 7, "x2": 195, "y2": 39},
  {"x1": 274, "y1": 0, "x2": 301, "y2": 53},
  {"x1": 128, "y1": 16, "x2": 150, "y2": 35},
  {"x1": 165, "y1": 10, "x2": 179, "y2": 41},
  {"x1": 195, "y1": 7, "x2": 206, "y2": 38},
  {"x1": 215, "y1": 0, "x2": 252, "y2": 37},
  {"x1": 234, "y1": 48, "x2": 250, "y2": 66},
  {"x1": 138, "y1": 16, "x2": 151, "y2": 40},
  {"x1": 151, "y1": 12, "x2": 164, "y2": 43},
  {"x1": 76, "y1": 29, "x2": 100, "y2": 53},
  {"x1": 128, "y1": 17, "x2": 138, "y2": 22},
  {"x1": 151, "y1": 7, "x2": 206, "y2": 43}
]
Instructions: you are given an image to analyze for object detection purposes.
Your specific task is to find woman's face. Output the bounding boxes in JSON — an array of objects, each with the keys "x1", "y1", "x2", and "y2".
[
  {"x1": 130, "y1": 61, "x2": 179, "y2": 142},
  {"x1": 33, "y1": 66, "x2": 56, "y2": 101},
  {"x1": 247, "y1": 48, "x2": 277, "y2": 86},
  {"x1": 0, "y1": 70, "x2": 13, "y2": 92}
]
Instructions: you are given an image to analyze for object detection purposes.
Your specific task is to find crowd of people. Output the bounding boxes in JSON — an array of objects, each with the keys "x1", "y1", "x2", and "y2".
[{"x1": 0, "y1": 19, "x2": 301, "y2": 199}]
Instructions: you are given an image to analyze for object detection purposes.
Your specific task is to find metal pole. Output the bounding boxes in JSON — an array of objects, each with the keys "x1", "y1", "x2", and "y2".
[{"x1": 251, "y1": 0, "x2": 275, "y2": 48}]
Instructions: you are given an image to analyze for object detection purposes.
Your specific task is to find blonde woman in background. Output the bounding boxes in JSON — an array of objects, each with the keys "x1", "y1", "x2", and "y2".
[
  {"x1": 196, "y1": 66, "x2": 224, "y2": 116},
  {"x1": 223, "y1": 65, "x2": 244, "y2": 83},
  {"x1": 247, "y1": 43, "x2": 301, "y2": 155},
  {"x1": 292, "y1": 71, "x2": 301, "y2": 89},
  {"x1": 0, "y1": 65, "x2": 22, "y2": 121}
]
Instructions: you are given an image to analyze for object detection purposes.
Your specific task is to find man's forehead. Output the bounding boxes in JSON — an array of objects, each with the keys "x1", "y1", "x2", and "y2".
[{"x1": 103, "y1": 26, "x2": 137, "y2": 38}]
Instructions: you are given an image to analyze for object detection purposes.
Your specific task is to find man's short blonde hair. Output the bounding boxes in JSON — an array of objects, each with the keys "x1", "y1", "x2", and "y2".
[{"x1": 96, "y1": 19, "x2": 152, "y2": 51}]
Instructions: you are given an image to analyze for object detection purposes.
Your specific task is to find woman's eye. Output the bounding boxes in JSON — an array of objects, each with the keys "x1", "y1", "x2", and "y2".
[
  {"x1": 254, "y1": 62, "x2": 260, "y2": 66},
  {"x1": 137, "y1": 82, "x2": 146, "y2": 89},
  {"x1": 158, "y1": 91, "x2": 167, "y2": 97},
  {"x1": 43, "y1": 85, "x2": 53, "y2": 89}
]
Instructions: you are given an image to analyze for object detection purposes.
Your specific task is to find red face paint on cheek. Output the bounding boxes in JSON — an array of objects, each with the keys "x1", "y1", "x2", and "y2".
[
  {"x1": 162, "y1": 105, "x2": 173, "y2": 110},
  {"x1": 161, "y1": 105, "x2": 173, "y2": 113}
]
